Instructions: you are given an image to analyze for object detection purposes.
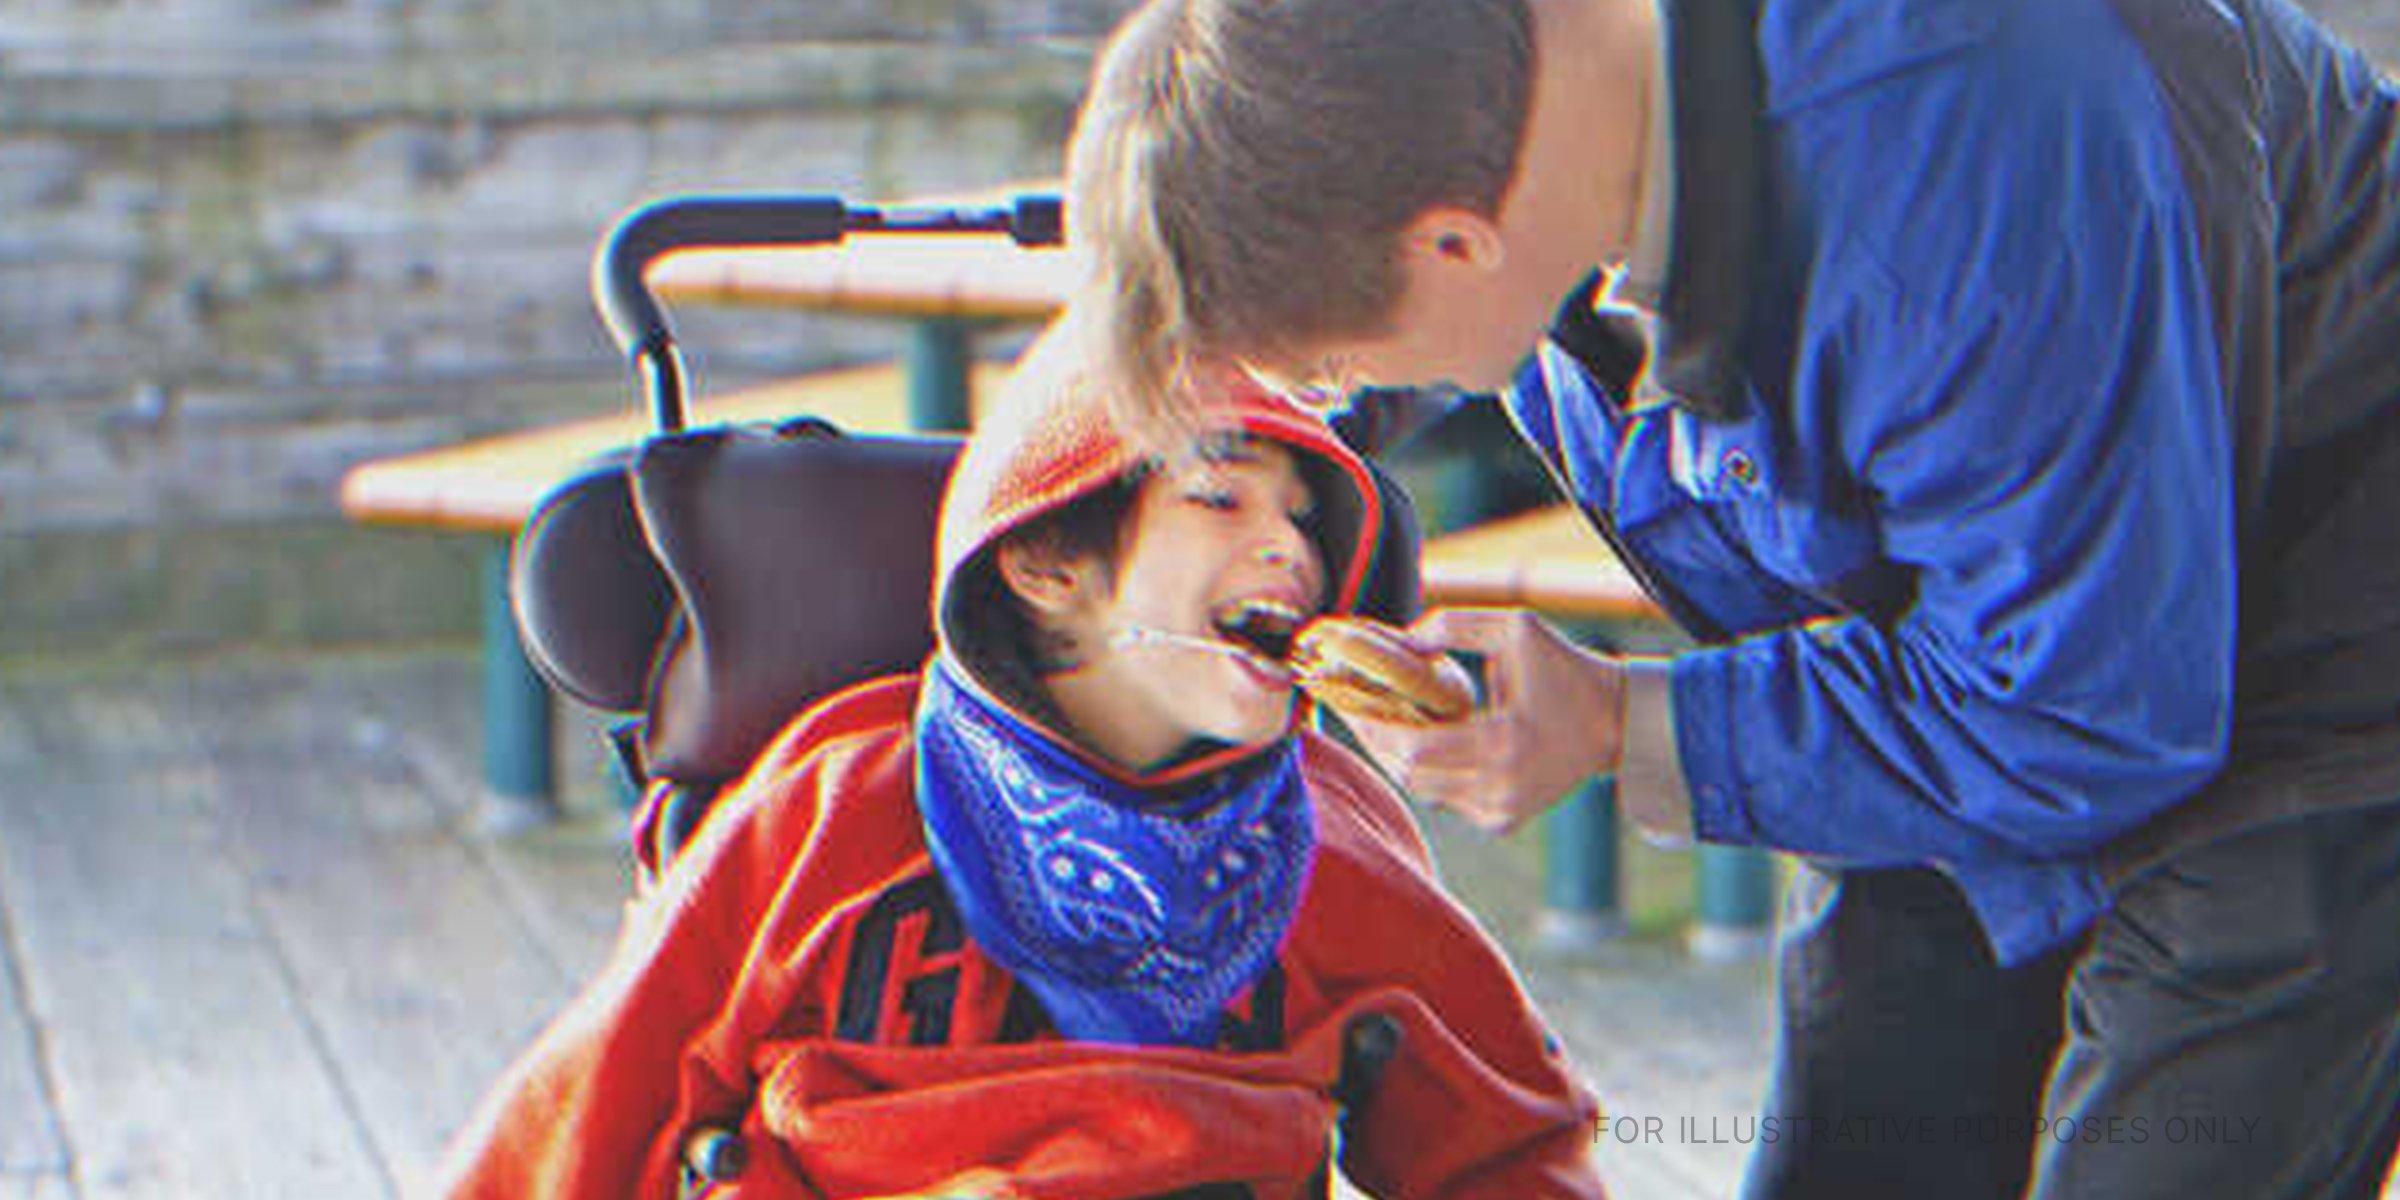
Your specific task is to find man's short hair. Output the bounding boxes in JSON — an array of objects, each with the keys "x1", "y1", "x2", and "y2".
[{"x1": 1068, "y1": 0, "x2": 1535, "y2": 439}]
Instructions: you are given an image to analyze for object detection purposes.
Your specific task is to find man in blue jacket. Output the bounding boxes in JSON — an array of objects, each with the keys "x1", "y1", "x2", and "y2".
[{"x1": 1066, "y1": 0, "x2": 2400, "y2": 1194}]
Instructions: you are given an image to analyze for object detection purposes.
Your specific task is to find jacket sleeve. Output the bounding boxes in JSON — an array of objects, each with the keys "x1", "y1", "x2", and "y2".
[
  {"x1": 436, "y1": 769, "x2": 822, "y2": 1199},
  {"x1": 1300, "y1": 739, "x2": 1609, "y2": 1198},
  {"x1": 1677, "y1": 60, "x2": 2234, "y2": 885}
]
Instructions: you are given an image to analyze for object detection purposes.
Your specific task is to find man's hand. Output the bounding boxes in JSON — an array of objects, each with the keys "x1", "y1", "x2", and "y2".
[{"x1": 1339, "y1": 607, "x2": 1628, "y2": 834}]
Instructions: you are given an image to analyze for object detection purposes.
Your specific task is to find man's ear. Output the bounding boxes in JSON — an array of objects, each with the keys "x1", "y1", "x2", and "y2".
[
  {"x1": 995, "y1": 538, "x2": 1100, "y2": 618},
  {"x1": 1401, "y1": 207, "x2": 1506, "y2": 272}
]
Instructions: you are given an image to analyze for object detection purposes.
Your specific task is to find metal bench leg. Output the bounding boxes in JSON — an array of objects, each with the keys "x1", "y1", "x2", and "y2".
[
  {"x1": 479, "y1": 539, "x2": 558, "y2": 830},
  {"x1": 906, "y1": 317, "x2": 975, "y2": 432},
  {"x1": 1691, "y1": 845, "x2": 1775, "y2": 962},
  {"x1": 1534, "y1": 777, "x2": 1628, "y2": 953}
]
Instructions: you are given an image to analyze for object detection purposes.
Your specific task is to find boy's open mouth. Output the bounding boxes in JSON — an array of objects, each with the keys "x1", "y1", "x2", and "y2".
[{"x1": 1212, "y1": 597, "x2": 1305, "y2": 664}]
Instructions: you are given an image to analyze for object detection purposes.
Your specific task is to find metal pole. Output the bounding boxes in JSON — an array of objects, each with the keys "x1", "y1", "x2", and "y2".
[
  {"x1": 1535, "y1": 777, "x2": 1628, "y2": 952},
  {"x1": 906, "y1": 318, "x2": 975, "y2": 432},
  {"x1": 1692, "y1": 845, "x2": 1776, "y2": 962},
  {"x1": 480, "y1": 540, "x2": 557, "y2": 830}
]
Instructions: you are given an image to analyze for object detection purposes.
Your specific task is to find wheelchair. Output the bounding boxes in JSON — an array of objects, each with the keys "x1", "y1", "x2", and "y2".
[{"x1": 504, "y1": 193, "x2": 1429, "y2": 1199}]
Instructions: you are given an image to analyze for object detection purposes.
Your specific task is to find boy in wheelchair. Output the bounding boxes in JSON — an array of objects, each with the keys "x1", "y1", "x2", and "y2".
[{"x1": 439, "y1": 320, "x2": 1608, "y2": 1198}]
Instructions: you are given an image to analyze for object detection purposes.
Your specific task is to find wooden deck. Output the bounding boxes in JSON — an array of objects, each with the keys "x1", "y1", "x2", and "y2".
[
  {"x1": 0, "y1": 653, "x2": 631, "y2": 1199},
  {"x1": 3, "y1": 650, "x2": 2388, "y2": 1198}
]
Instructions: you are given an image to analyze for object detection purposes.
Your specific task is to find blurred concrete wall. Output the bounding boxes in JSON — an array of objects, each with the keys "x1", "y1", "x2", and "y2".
[
  {"x1": 0, "y1": 0, "x2": 1131, "y2": 532},
  {"x1": 0, "y1": 0, "x2": 2393, "y2": 534}
]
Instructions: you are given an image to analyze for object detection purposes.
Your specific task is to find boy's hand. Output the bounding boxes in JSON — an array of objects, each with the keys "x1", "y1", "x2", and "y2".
[{"x1": 1341, "y1": 607, "x2": 1628, "y2": 834}]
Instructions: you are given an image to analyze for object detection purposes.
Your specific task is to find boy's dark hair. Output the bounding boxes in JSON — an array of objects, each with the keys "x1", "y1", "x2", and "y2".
[
  {"x1": 949, "y1": 470, "x2": 1151, "y2": 716},
  {"x1": 1068, "y1": 0, "x2": 1536, "y2": 439}
]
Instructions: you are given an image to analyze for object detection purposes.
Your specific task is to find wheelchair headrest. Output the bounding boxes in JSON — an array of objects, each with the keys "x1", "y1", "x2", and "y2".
[{"x1": 512, "y1": 418, "x2": 1424, "y2": 792}]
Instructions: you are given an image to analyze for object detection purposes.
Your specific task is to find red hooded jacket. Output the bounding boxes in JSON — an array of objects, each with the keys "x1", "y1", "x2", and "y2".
[{"x1": 439, "y1": 335, "x2": 1607, "y2": 1198}]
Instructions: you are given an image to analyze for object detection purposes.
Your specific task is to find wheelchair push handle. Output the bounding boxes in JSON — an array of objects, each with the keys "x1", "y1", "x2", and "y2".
[{"x1": 591, "y1": 192, "x2": 1064, "y2": 433}]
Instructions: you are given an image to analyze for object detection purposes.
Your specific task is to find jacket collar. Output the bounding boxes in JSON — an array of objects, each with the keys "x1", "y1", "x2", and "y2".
[{"x1": 1648, "y1": 0, "x2": 1764, "y2": 423}]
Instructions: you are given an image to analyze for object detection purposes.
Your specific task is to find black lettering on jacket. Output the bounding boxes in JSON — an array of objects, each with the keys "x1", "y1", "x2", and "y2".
[
  {"x1": 835, "y1": 874, "x2": 1290, "y2": 1052},
  {"x1": 836, "y1": 875, "x2": 964, "y2": 1045}
]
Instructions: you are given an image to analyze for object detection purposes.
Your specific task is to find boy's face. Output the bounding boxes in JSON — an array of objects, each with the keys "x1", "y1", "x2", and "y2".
[{"x1": 1032, "y1": 438, "x2": 1331, "y2": 772}]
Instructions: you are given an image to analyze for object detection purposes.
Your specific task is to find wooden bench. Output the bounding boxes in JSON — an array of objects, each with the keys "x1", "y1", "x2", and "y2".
[
  {"x1": 339, "y1": 361, "x2": 1011, "y2": 821},
  {"x1": 1421, "y1": 502, "x2": 1656, "y2": 620},
  {"x1": 1422, "y1": 503, "x2": 1777, "y2": 959},
  {"x1": 646, "y1": 184, "x2": 1076, "y2": 432},
  {"x1": 341, "y1": 361, "x2": 999, "y2": 535}
]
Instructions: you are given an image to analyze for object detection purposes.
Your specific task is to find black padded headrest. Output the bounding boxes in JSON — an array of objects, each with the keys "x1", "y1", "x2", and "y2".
[
  {"x1": 512, "y1": 419, "x2": 1424, "y2": 794},
  {"x1": 635, "y1": 424, "x2": 960, "y2": 784},
  {"x1": 513, "y1": 419, "x2": 959, "y2": 787},
  {"x1": 511, "y1": 444, "x2": 668, "y2": 714}
]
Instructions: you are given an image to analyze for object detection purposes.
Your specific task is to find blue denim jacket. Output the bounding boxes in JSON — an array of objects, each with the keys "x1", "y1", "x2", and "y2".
[{"x1": 1491, "y1": 0, "x2": 2377, "y2": 964}]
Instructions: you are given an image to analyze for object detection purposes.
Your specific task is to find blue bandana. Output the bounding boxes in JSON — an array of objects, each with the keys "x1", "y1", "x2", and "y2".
[{"x1": 913, "y1": 657, "x2": 1314, "y2": 1047}]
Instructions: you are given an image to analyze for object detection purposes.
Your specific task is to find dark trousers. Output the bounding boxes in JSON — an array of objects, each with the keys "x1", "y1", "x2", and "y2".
[{"x1": 1742, "y1": 802, "x2": 2400, "y2": 1200}]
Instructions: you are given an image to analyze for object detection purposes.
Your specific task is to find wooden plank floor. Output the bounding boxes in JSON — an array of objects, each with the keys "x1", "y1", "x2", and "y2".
[
  {"x1": 0, "y1": 653, "x2": 629, "y2": 1199},
  {"x1": 1, "y1": 651, "x2": 2392, "y2": 1198}
]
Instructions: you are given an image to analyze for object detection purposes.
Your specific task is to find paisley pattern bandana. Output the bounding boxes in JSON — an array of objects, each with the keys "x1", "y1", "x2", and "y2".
[{"x1": 913, "y1": 657, "x2": 1314, "y2": 1047}]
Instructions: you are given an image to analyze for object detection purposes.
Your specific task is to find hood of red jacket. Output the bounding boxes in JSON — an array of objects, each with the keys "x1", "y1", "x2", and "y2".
[{"x1": 930, "y1": 321, "x2": 1382, "y2": 781}]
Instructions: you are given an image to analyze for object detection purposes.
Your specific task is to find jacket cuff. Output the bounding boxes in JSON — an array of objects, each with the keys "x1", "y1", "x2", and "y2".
[{"x1": 1668, "y1": 651, "x2": 1759, "y2": 847}]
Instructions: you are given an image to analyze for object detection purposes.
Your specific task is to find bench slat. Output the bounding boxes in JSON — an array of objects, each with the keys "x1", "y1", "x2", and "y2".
[
  {"x1": 652, "y1": 239, "x2": 1075, "y2": 320},
  {"x1": 339, "y1": 360, "x2": 1007, "y2": 535},
  {"x1": 644, "y1": 181, "x2": 1076, "y2": 321},
  {"x1": 1420, "y1": 504, "x2": 1660, "y2": 621}
]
